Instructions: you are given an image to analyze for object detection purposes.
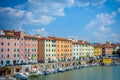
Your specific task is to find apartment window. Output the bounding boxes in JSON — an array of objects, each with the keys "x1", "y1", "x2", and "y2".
[
  {"x1": 1, "y1": 42, "x2": 4, "y2": 45},
  {"x1": 28, "y1": 44, "x2": 30, "y2": 46},
  {"x1": 28, "y1": 38, "x2": 30, "y2": 41},
  {"x1": 7, "y1": 54, "x2": 10, "y2": 58},
  {"x1": 46, "y1": 54, "x2": 48, "y2": 57},
  {"x1": 25, "y1": 54, "x2": 27, "y2": 57},
  {"x1": 1, "y1": 36, "x2": 4, "y2": 39},
  {"x1": 46, "y1": 49, "x2": 48, "y2": 52},
  {"x1": 7, "y1": 37, "x2": 10, "y2": 39},
  {"x1": 17, "y1": 54, "x2": 19, "y2": 57},
  {"x1": 8, "y1": 42, "x2": 10, "y2": 46},
  {"x1": 34, "y1": 54, "x2": 36, "y2": 57},
  {"x1": 14, "y1": 54, "x2": 16, "y2": 57},
  {"x1": 52, "y1": 54, "x2": 54, "y2": 56},
  {"x1": 1, "y1": 48, "x2": 4, "y2": 52},
  {"x1": 1, "y1": 54, "x2": 3, "y2": 58},
  {"x1": 14, "y1": 49, "x2": 16, "y2": 52},
  {"x1": 17, "y1": 49, "x2": 19, "y2": 52},
  {"x1": 7, "y1": 48, "x2": 10, "y2": 52},
  {"x1": 14, "y1": 43, "x2": 16, "y2": 46},
  {"x1": 28, "y1": 54, "x2": 30, "y2": 57},
  {"x1": 28, "y1": 49, "x2": 30, "y2": 52}
]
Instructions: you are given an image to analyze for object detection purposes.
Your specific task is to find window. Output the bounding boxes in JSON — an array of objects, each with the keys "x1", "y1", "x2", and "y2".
[
  {"x1": 1, "y1": 48, "x2": 4, "y2": 52},
  {"x1": 8, "y1": 48, "x2": 10, "y2": 52},
  {"x1": 7, "y1": 54, "x2": 10, "y2": 58},
  {"x1": 28, "y1": 49, "x2": 30, "y2": 52},
  {"x1": 7, "y1": 37, "x2": 10, "y2": 39},
  {"x1": 17, "y1": 49, "x2": 19, "y2": 52},
  {"x1": 25, "y1": 54, "x2": 27, "y2": 57},
  {"x1": 46, "y1": 54, "x2": 48, "y2": 57},
  {"x1": 14, "y1": 49, "x2": 16, "y2": 52},
  {"x1": 14, "y1": 43, "x2": 16, "y2": 46},
  {"x1": 14, "y1": 54, "x2": 16, "y2": 57},
  {"x1": 28, "y1": 54, "x2": 30, "y2": 57},
  {"x1": 1, "y1": 54, "x2": 3, "y2": 58},
  {"x1": 1, "y1": 42, "x2": 4, "y2": 45},
  {"x1": 8, "y1": 42, "x2": 10, "y2": 45},
  {"x1": 17, "y1": 54, "x2": 19, "y2": 57}
]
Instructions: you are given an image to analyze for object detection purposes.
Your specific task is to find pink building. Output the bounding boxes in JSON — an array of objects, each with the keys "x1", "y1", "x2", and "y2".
[
  {"x1": 0, "y1": 30, "x2": 38, "y2": 65},
  {"x1": 102, "y1": 41, "x2": 114, "y2": 56}
]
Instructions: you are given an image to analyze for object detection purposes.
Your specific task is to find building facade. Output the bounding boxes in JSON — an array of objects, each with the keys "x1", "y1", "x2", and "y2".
[
  {"x1": 38, "y1": 38, "x2": 56, "y2": 63},
  {"x1": 72, "y1": 40, "x2": 94, "y2": 60},
  {"x1": 102, "y1": 41, "x2": 114, "y2": 56},
  {"x1": 93, "y1": 44, "x2": 102, "y2": 57},
  {"x1": 0, "y1": 30, "x2": 38, "y2": 65},
  {"x1": 49, "y1": 37, "x2": 72, "y2": 62}
]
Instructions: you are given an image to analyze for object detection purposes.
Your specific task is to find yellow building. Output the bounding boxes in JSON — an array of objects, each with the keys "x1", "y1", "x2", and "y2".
[
  {"x1": 94, "y1": 44, "x2": 102, "y2": 56},
  {"x1": 38, "y1": 37, "x2": 56, "y2": 63}
]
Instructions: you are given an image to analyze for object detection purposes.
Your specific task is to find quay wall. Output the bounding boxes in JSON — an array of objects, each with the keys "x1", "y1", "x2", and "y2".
[{"x1": 0, "y1": 59, "x2": 120, "y2": 76}]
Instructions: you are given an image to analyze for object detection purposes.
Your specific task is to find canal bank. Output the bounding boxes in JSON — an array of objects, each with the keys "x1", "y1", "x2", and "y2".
[
  {"x1": 0, "y1": 59, "x2": 120, "y2": 76},
  {"x1": 29, "y1": 66, "x2": 120, "y2": 80}
]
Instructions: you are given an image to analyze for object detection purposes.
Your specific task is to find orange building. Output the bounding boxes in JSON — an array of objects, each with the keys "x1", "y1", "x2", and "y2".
[{"x1": 49, "y1": 37, "x2": 72, "y2": 62}]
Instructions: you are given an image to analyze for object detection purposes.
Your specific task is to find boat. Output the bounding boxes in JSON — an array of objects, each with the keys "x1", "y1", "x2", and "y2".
[
  {"x1": 57, "y1": 68, "x2": 65, "y2": 72},
  {"x1": 24, "y1": 72, "x2": 30, "y2": 77},
  {"x1": 43, "y1": 70, "x2": 50, "y2": 75},
  {"x1": 29, "y1": 71, "x2": 40, "y2": 77},
  {"x1": 13, "y1": 73, "x2": 28, "y2": 80},
  {"x1": 0, "y1": 76, "x2": 6, "y2": 80}
]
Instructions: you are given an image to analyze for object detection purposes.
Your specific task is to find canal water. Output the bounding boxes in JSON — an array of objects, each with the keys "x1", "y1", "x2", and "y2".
[{"x1": 29, "y1": 66, "x2": 120, "y2": 80}]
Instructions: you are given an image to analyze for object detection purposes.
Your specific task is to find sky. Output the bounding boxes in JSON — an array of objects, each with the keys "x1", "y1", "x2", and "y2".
[{"x1": 0, "y1": 0, "x2": 120, "y2": 43}]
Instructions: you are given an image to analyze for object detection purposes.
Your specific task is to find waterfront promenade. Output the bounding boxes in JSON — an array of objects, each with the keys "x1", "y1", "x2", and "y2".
[{"x1": 0, "y1": 58, "x2": 120, "y2": 77}]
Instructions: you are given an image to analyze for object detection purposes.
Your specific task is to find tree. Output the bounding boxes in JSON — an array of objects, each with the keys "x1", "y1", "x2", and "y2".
[{"x1": 117, "y1": 49, "x2": 120, "y2": 56}]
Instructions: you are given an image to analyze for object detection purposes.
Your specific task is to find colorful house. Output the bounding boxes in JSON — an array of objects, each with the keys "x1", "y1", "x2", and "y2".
[
  {"x1": 102, "y1": 41, "x2": 114, "y2": 56},
  {"x1": 38, "y1": 37, "x2": 56, "y2": 63},
  {"x1": 49, "y1": 37, "x2": 72, "y2": 62},
  {"x1": 72, "y1": 40, "x2": 94, "y2": 60},
  {"x1": 93, "y1": 43, "x2": 102, "y2": 57},
  {"x1": 0, "y1": 30, "x2": 38, "y2": 65}
]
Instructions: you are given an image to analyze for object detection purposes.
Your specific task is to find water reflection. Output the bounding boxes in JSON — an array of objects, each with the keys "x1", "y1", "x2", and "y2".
[{"x1": 29, "y1": 66, "x2": 120, "y2": 80}]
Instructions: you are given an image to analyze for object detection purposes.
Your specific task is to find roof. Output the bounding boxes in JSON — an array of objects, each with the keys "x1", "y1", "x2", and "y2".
[
  {"x1": 73, "y1": 40, "x2": 92, "y2": 45},
  {"x1": 24, "y1": 35, "x2": 37, "y2": 39},
  {"x1": 48, "y1": 37, "x2": 72, "y2": 41},
  {"x1": 38, "y1": 37, "x2": 55, "y2": 40}
]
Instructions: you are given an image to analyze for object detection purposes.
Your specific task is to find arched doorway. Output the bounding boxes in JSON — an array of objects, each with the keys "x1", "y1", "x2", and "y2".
[{"x1": 25, "y1": 67, "x2": 29, "y2": 72}]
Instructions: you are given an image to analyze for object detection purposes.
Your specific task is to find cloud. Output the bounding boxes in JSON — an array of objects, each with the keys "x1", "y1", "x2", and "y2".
[
  {"x1": 75, "y1": 0, "x2": 106, "y2": 7},
  {"x1": 117, "y1": 7, "x2": 120, "y2": 12},
  {"x1": 0, "y1": 0, "x2": 107, "y2": 31},
  {"x1": 92, "y1": 31, "x2": 120, "y2": 43},
  {"x1": 84, "y1": 12, "x2": 119, "y2": 42},
  {"x1": 85, "y1": 12, "x2": 116, "y2": 29},
  {"x1": 0, "y1": 0, "x2": 74, "y2": 30},
  {"x1": 99, "y1": 26, "x2": 111, "y2": 32},
  {"x1": 30, "y1": 28, "x2": 48, "y2": 37}
]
